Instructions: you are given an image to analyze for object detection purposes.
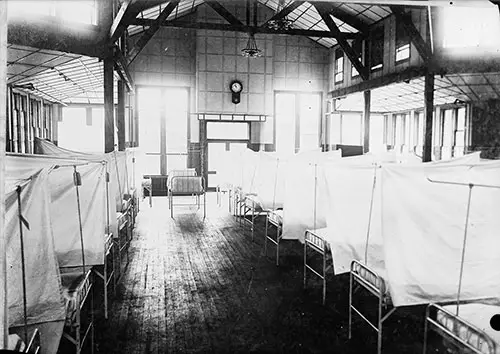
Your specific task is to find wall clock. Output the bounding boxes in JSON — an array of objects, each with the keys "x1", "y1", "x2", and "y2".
[{"x1": 230, "y1": 80, "x2": 243, "y2": 104}]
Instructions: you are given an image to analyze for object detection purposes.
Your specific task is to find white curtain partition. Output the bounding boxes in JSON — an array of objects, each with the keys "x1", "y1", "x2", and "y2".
[
  {"x1": 381, "y1": 159, "x2": 500, "y2": 307},
  {"x1": 307, "y1": 151, "x2": 500, "y2": 307},
  {"x1": 34, "y1": 137, "x2": 141, "y2": 239},
  {"x1": 5, "y1": 154, "x2": 110, "y2": 353}
]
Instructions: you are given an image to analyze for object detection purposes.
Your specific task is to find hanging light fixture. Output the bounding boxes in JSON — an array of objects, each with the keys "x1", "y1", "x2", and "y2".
[
  {"x1": 267, "y1": 0, "x2": 293, "y2": 31},
  {"x1": 241, "y1": 33, "x2": 263, "y2": 58},
  {"x1": 241, "y1": 0, "x2": 262, "y2": 58}
]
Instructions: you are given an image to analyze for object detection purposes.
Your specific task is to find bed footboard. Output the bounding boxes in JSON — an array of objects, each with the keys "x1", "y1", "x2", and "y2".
[
  {"x1": 349, "y1": 260, "x2": 395, "y2": 354},
  {"x1": 423, "y1": 303, "x2": 497, "y2": 354},
  {"x1": 303, "y1": 229, "x2": 329, "y2": 305},
  {"x1": 168, "y1": 176, "x2": 206, "y2": 219},
  {"x1": 264, "y1": 209, "x2": 283, "y2": 266}
]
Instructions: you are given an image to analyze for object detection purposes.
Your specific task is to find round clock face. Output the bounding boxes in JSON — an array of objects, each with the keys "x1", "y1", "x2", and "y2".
[{"x1": 230, "y1": 81, "x2": 242, "y2": 93}]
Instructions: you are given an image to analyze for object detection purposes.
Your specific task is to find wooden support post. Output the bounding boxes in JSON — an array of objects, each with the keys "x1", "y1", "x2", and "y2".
[
  {"x1": 423, "y1": 71, "x2": 434, "y2": 162},
  {"x1": 117, "y1": 80, "x2": 126, "y2": 151},
  {"x1": 0, "y1": 1, "x2": 8, "y2": 348},
  {"x1": 363, "y1": 90, "x2": 371, "y2": 153},
  {"x1": 104, "y1": 57, "x2": 115, "y2": 153}
]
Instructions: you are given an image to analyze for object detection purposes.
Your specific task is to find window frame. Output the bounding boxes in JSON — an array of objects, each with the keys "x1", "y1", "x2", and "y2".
[
  {"x1": 334, "y1": 48, "x2": 344, "y2": 84},
  {"x1": 395, "y1": 17, "x2": 411, "y2": 63},
  {"x1": 370, "y1": 25, "x2": 384, "y2": 72}
]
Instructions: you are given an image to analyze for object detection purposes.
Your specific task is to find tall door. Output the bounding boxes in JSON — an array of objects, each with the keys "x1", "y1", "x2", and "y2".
[
  {"x1": 275, "y1": 92, "x2": 321, "y2": 154},
  {"x1": 275, "y1": 93, "x2": 296, "y2": 155}
]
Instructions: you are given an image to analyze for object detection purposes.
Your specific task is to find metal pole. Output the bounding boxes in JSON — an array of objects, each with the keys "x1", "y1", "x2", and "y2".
[{"x1": 16, "y1": 186, "x2": 29, "y2": 344}]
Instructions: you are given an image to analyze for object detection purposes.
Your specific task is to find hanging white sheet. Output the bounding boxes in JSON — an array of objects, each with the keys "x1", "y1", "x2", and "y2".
[
  {"x1": 5, "y1": 161, "x2": 67, "y2": 354},
  {"x1": 280, "y1": 150, "x2": 342, "y2": 242},
  {"x1": 381, "y1": 159, "x2": 500, "y2": 307}
]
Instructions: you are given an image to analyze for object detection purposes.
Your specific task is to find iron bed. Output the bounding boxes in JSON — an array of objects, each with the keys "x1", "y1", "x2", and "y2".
[
  {"x1": 423, "y1": 303, "x2": 497, "y2": 354},
  {"x1": 92, "y1": 232, "x2": 115, "y2": 319},
  {"x1": 168, "y1": 175, "x2": 206, "y2": 219},
  {"x1": 59, "y1": 267, "x2": 94, "y2": 354},
  {"x1": 264, "y1": 208, "x2": 284, "y2": 266},
  {"x1": 7, "y1": 329, "x2": 41, "y2": 353}
]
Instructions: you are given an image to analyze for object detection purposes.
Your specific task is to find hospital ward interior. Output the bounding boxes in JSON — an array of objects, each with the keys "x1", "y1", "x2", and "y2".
[{"x1": 2, "y1": 0, "x2": 500, "y2": 353}]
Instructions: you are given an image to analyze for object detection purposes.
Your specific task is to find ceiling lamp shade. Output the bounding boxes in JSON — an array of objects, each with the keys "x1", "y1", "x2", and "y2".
[
  {"x1": 241, "y1": 33, "x2": 263, "y2": 58},
  {"x1": 267, "y1": 0, "x2": 293, "y2": 31}
]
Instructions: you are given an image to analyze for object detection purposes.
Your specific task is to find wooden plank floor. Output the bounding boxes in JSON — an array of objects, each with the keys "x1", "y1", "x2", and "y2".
[{"x1": 94, "y1": 193, "x2": 430, "y2": 354}]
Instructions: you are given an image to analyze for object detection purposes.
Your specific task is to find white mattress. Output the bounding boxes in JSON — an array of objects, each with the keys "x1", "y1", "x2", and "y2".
[{"x1": 268, "y1": 209, "x2": 283, "y2": 225}]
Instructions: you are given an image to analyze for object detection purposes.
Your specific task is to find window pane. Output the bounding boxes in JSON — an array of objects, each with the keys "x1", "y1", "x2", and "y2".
[
  {"x1": 342, "y1": 113, "x2": 362, "y2": 145},
  {"x1": 143, "y1": 155, "x2": 161, "y2": 175},
  {"x1": 165, "y1": 88, "x2": 188, "y2": 153},
  {"x1": 166, "y1": 155, "x2": 187, "y2": 172},
  {"x1": 329, "y1": 113, "x2": 341, "y2": 144},
  {"x1": 396, "y1": 44, "x2": 410, "y2": 62},
  {"x1": 139, "y1": 111, "x2": 161, "y2": 153},
  {"x1": 275, "y1": 93, "x2": 296, "y2": 155},
  {"x1": 207, "y1": 122, "x2": 249, "y2": 140},
  {"x1": 299, "y1": 94, "x2": 320, "y2": 151},
  {"x1": 369, "y1": 114, "x2": 385, "y2": 151}
]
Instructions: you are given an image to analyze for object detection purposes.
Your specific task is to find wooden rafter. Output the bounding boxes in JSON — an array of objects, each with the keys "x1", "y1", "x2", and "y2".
[
  {"x1": 130, "y1": 18, "x2": 361, "y2": 39},
  {"x1": 205, "y1": 0, "x2": 244, "y2": 26},
  {"x1": 110, "y1": 0, "x2": 168, "y2": 43},
  {"x1": 113, "y1": 46, "x2": 135, "y2": 92},
  {"x1": 314, "y1": 3, "x2": 368, "y2": 80},
  {"x1": 328, "y1": 5, "x2": 369, "y2": 34},
  {"x1": 261, "y1": 1, "x2": 304, "y2": 27},
  {"x1": 390, "y1": 6, "x2": 432, "y2": 62},
  {"x1": 109, "y1": 0, "x2": 133, "y2": 43},
  {"x1": 128, "y1": 0, "x2": 180, "y2": 65}
]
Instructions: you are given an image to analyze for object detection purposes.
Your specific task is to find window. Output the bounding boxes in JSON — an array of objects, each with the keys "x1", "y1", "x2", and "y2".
[
  {"x1": 454, "y1": 107, "x2": 466, "y2": 157},
  {"x1": 442, "y1": 7, "x2": 500, "y2": 49},
  {"x1": 334, "y1": 48, "x2": 344, "y2": 83},
  {"x1": 207, "y1": 122, "x2": 249, "y2": 140},
  {"x1": 58, "y1": 106, "x2": 104, "y2": 153},
  {"x1": 370, "y1": 26, "x2": 384, "y2": 71},
  {"x1": 395, "y1": 17, "x2": 411, "y2": 62},
  {"x1": 341, "y1": 113, "x2": 362, "y2": 145},
  {"x1": 351, "y1": 39, "x2": 363, "y2": 78},
  {"x1": 8, "y1": 0, "x2": 98, "y2": 25},
  {"x1": 137, "y1": 86, "x2": 189, "y2": 175}
]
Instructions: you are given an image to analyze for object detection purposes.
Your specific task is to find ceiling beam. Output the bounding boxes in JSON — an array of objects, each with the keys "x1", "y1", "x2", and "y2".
[
  {"x1": 205, "y1": 0, "x2": 244, "y2": 26},
  {"x1": 311, "y1": 0, "x2": 492, "y2": 7},
  {"x1": 327, "y1": 5, "x2": 370, "y2": 33},
  {"x1": 109, "y1": 0, "x2": 134, "y2": 43},
  {"x1": 130, "y1": 18, "x2": 361, "y2": 39},
  {"x1": 128, "y1": 0, "x2": 180, "y2": 65},
  {"x1": 113, "y1": 46, "x2": 134, "y2": 92},
  {"x1": 329, "y1": 65, "x2": 428, "y2": 98},
  {"x1": 261, "y1": 1, "x2": 304, "y2": 27},
  {"x1": 390, "y1": 6, "x2": 432, "y2": 63},
  {"x1": 314, "y1": 3, "x2": 368, "y2": 80}
]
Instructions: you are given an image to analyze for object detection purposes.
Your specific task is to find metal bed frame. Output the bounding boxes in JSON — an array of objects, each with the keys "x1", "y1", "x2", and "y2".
[
  {"x1": 239, "y1": 195, "x2": 268, "y2": 241},
  {"x1": 115, "y1": 210, "x2": 130, "y2": 280},
  {"x1": 303, "y1": 229, "x2": 334, "y2": 305},
  {"x1": 264, "y1": 208, "x2": 283, "y2": 266},
  {"x1": 348, "y1": 260, "x2": 395, "y2": 354},
  {"x1": 59, "y1": 268, "x2": 95, "y2": 354},
  {"x1": 7, "y1": 329, "x2": 41, "y2": 353},
  {"x1": 423, "y1": 303, "x2": 497, "y2": 354},
  {"x1": 168, "y1": 175, "x2": 206, "y2": 219},
  {"x1": 92, "y1": 232, "x2": 115, "y2": 319}
]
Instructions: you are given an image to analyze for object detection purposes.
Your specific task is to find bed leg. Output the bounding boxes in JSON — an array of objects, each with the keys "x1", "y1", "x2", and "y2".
[
  {"x1": 422, "y1": 307, "x2": 429, "y2": 354},
  {"x1": 91, "y1": 283, "x2": 95, "y2": 354},
  {"x1": 322, "y1": 245, "x2": 326, "y2": 306},
  {"x1": 228, "y1": 189, "x2": 231, "y2": 213},
  {"x1": 104, "y1": 256, "x2": 108, "y2": 319},
  {"x1": 303, "y1": 240, "x2": 307, "y2": 289},
  {"x1": 377, "y1": 296, "x2": 383, "y2": 354},
  {"x1": 276, "y1": 225, "x2": 280, "y2": 267},
  {"x1": 348, "y1": 270, "x2": 353, "y2": 340},
  {"x1": 203, "y1": 193, "x2": 206, "y2": 219},
  {"x1": 264, "y1": 214, "x2": 269, "y2": 256},
  {"x1": 251, "y1": 204, "x2": 255, "y2": 242}
]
